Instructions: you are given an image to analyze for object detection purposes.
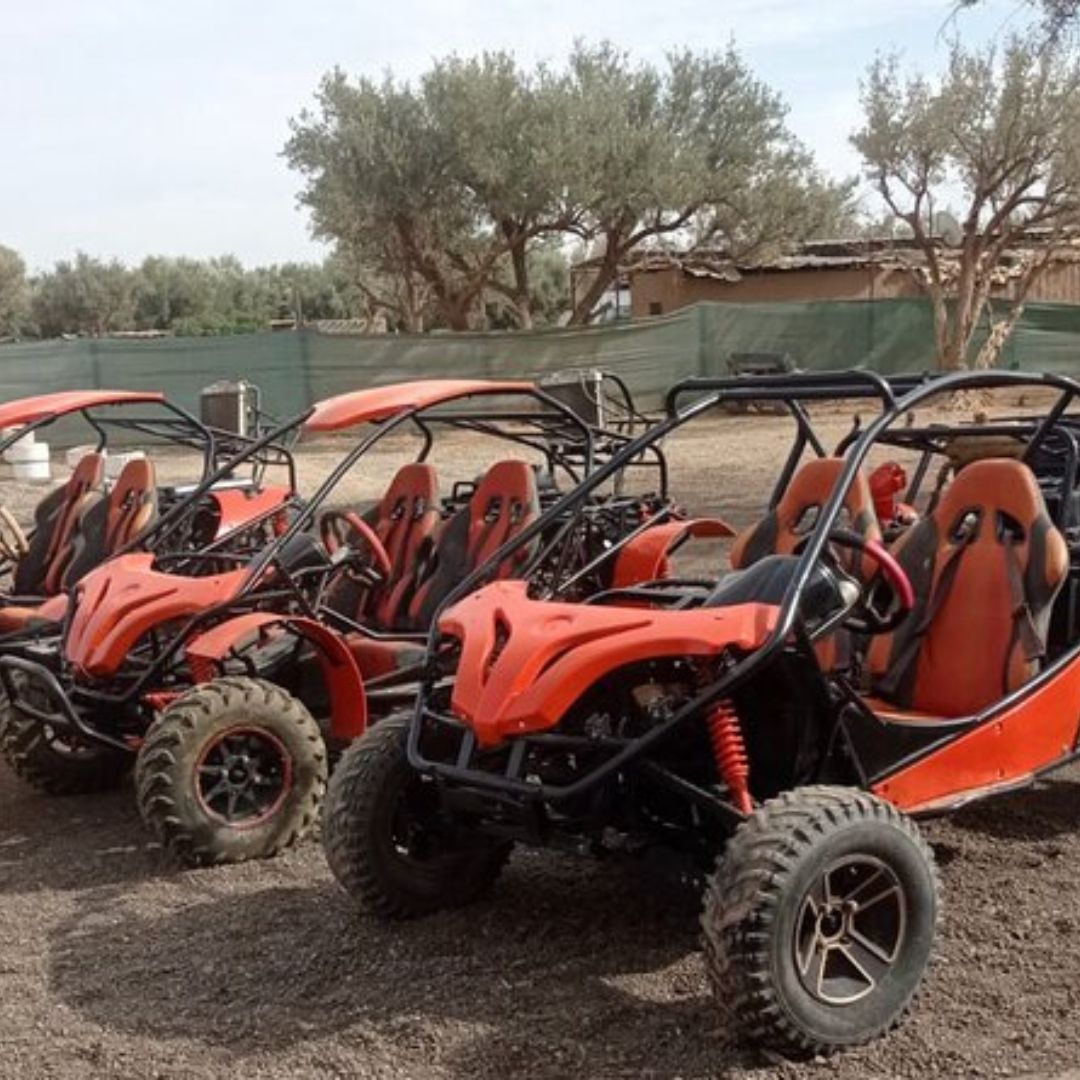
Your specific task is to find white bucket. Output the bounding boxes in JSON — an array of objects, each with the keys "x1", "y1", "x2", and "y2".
[
  {"x1": 4, "y1": 437, "x2": 45, "y2": 463},
  {"x1": 9, "y1": 441, "x2": 50, "y2": 483},
  {"x1": 1, "y1": 426, "x2": 30, "y2": 446},
  {"x1": 105, "y1": 450, "x2": 147, "y2": 480}
]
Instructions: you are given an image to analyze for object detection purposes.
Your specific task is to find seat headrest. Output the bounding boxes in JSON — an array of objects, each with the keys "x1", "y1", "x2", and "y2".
[
  {"x1": 70, "y1": 452, "x2": 106, "y2": 492},
  {"x1": 110, "y1": 457, "x2": 156, "y2": 506},
  {"x1": 935, "y1": 458, "x2": 1048, "y2": 537},
  {"x1": 775, "y1": 457, "x2": 875, "y2": 526},
  {"x1": 378, "y1": 463, "x2": 438, "y2": 519},
  {"x1": 107, "y1": 457, "x2": 157, "y2": 546},
  {"x1": 469, "y1": 461, "x2": 537, "y2": 519},
  {"x1": 731, "y1": 456, "x2": 879, "y2": 570}
]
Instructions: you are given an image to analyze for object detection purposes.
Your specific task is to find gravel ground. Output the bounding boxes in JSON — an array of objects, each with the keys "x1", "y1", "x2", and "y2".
[{"x1": 1, "y1": 406, "x2": 1079, "y2": 1079}]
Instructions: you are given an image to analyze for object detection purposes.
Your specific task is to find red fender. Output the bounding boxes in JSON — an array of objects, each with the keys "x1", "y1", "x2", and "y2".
[
  {"x1": 185, "y1": 612, "x2": 368, "y2": 740},
  {"x1": 612, "y1": 517, "x2": 735, "y2": 589}
]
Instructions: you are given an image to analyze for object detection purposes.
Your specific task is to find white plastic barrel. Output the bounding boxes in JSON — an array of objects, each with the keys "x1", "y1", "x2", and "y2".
[
  {"x1": 0, "y1": 426, "x2": 29, "y2": 445},
  {"x1": 6, "y1": 441, "x2": 51, "y2": 482}
]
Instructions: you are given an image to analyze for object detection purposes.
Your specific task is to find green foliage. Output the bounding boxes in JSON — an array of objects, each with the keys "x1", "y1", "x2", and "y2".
[
  {"x1": 0, "y1": 245, "x2": 29, "y2": 339},
  {"x1": 31, "y1": 253, "x2": 135, "y2": 338},
  {"x1": 958, "y1": 0, "x2": 1079, "y2": 42},
  {"x1": 852, "y1": 36, "x2": 1080, "y2": 368},
  {"x1": 18, "y1": 253, "x2": 364, "y2": 339},
  {"x1": 286, "y1": 42, "x2": 854, "y2": 328}
]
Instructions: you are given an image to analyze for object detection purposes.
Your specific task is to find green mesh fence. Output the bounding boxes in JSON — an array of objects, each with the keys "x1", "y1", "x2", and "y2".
[{"x1": 2, "y1": 299, "x2": 1078, "y2": 418}]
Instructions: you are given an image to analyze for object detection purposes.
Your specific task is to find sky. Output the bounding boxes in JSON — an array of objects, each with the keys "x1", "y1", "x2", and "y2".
[{"x1": 1, "y1": 0, "x2": 1032, "y2": 272}]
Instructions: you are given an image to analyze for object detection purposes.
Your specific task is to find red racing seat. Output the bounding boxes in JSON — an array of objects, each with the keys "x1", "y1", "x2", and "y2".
[
  {"x1": 729, "y1": 457, "x2": 882, "y2": 671},
  {"x1": 323, "y1": 463, "x2": 442, "y2": 630},
  {"x1": 64, "y1": 457, "x2": 159, "y2": 585},
  {"x1": 369, "y1": 463, "x2": 441, "y2": 627},
  {"x1": 11, "y1": 452, "x2": 106, "y2": 598},
  {"x1": 867, "y1": 459, "x2": 1068, "y2": 717},
  {"x1": 0, "y1": 457, "x2": 158, "y2": 634},
  {"x1": 404, "y1": 460, "x2": 540, "y2": 629},
  {"x1": 730, "y1": 456, "x2": 881, "y2": 573},
  {"x1": 345, "y1": 461, "x2": 541, "y2": 679}
]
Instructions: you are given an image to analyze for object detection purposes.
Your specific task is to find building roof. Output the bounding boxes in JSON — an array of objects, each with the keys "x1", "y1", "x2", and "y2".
[{"x1": 572, "y1": 232, "x2": 1080, "y2": 282}]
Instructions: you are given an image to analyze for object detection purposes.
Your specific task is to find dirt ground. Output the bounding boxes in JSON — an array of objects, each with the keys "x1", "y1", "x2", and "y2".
[{"x1": 2, "y1": 406, "x2": 1080, "y2": 1080}]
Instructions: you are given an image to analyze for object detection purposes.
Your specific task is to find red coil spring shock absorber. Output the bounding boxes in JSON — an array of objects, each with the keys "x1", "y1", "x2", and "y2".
[{"x1": 707, "y1": 700, "x2": 752, "y2": 815}]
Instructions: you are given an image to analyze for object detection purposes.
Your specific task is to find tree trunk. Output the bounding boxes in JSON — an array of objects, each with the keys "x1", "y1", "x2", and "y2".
[
  {"x1": 973, "y1": 302, "x2": 1025, "y2": 370},
  {"x1": 400, "y1": 273, "x2": 424, "y2": 333},
  {"x1": 568, "y1": 244, "x2": 621, "y2": 325},
  {"x1": 503, "y1": 222, "x2": 533, "y2": 330},
  {"x1": 930, "y1": 291, "x2": 955, "y2": 370},
  {"x1": 435, "y1": 290, "x2": 476, "y2": 331}
]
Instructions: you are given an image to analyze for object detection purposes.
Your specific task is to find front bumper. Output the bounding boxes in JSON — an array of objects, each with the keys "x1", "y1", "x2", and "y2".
[
  {"x1": 0, "y1": 651, "x2": 134, "y2": 754},
  {"x1": 408, "y1": 703, "x2": 746, "y2": 834}
]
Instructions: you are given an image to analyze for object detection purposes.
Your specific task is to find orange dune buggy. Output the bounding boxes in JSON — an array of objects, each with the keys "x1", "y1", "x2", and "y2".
[
  {"x1": 322, "y1": 369, "x2": 1080, "y2": 1056},
  {"x1": 0, "y1": 378, "x2": 681, "y2": 867},
  {"x1": 0, "y1": 389, "x2": 295, "y2": 636}
]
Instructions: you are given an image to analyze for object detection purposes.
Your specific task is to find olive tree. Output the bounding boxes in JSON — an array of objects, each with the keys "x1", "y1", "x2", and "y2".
[
  {"x1": 285, "y1": 44, "x2": 852, "y2": 330},
  {"x1": 562, "y1": 44, "x2": 852, "y2": 323},
  {"x1": 958, "y1": 0, "x2": 1079, "y2": 42},
  {"x1": 852, "y1": 37, "x2": 1080, "y2": 369},
  {"x1": 0, "y1": 245, "x2": 29, "y2": 338}
]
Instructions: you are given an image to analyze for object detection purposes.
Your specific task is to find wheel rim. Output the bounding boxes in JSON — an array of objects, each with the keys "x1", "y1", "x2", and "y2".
[
  {"x1": 794, "y1": 854, "x2": 907, "y2": 1006},
  {"x1": 194, "y1": 726, "x2": 293, "y2": 829}
]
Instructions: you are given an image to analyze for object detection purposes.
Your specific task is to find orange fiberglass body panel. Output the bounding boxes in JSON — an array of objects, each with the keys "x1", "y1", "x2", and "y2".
[
  {"x1": 611, "y1": 518, "x2": 735, "y2": 589},
  {"x1": 65, "y1": 554, "x2": 246, "y2": 677},
  {"x1": 870, "y1": 652, "x2": 1080, "y2": 813},
  {"x1": 305, "y1": 379, "x2": 535, "y2": 433},
  {"x1": 185, "y1": 612, "x2": 367, "y2": 739},
  {"x1": 439, "y1": 580, "x2": 779, "y2": 749},
  {"x1": 210, "y1": 485, "x2": 292, "y2": 538},
  {"x1": 0, "y1": 391, "x2": 165, "y2": 430}
]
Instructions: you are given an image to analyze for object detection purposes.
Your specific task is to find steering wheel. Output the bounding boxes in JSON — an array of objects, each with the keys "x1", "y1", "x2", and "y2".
[
  {"x1": 0, "y1": 507, "x2": 29, "y2": 564},
  {"x1": 823, "y1": 527, "x2": 915, "y2": 634},
  {"x1": 319, "y1": 511, "x2": 393, "y2": 581}
]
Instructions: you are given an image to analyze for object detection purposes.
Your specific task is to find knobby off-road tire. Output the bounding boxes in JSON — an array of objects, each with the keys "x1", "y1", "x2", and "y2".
[
  {"x1": 0, "y1": 690, "x2": 131, "y2": 795},
  {"x1": 701, "y1": 785, "x2": 940, "y2": 1057},
  {"x1": 135, "y1": 677, "x2": 327, "y2": 868},
  {"x1": 323, "y1": 714, "x2": 510, "y2": 918}
]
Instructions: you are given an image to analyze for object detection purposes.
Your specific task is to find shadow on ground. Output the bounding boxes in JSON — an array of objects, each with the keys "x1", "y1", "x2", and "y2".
[
  {"x1": 948, "y1": 776, "x2": 1080, "y2": 842},
  {"x1": 45, "y1": 853, "x2": 763, "y2": 1078},
  {"x1": 0, "y1": 775, "x2": 162, "y2": 895}
]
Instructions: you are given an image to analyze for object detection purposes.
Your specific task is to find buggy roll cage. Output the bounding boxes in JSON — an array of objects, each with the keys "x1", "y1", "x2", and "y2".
[
  {"x1": 407, "y1": 369, "x2": 1080, "y2": 807},
  {"x1": 0, "y1": 392, "x2": 295, "y2": 487},
  {"x1": 53, "y1": 379, "x2": 668, "y2": 705},
  {"x1": 0, "y1": 391, "x2": 300, "y2": 567},
  {"x1": 236, "y1": 382, "x2": 667, "y2": 597},
  {"x1": 423, "y1": 370, "x2": 919, "y2": 632},
  {"x1": 129, "y1": 407, "x2": 302, "y2": 557},
  {"x1": 0, "y1": 378, "x2": 672, "y2": 747}
]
